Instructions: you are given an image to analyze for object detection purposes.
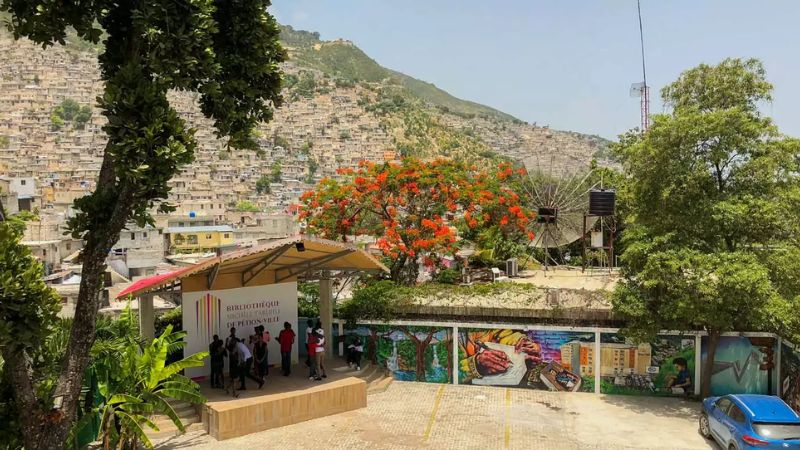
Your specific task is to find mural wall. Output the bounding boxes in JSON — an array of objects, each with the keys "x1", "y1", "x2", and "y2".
[
  {"x1": 598, "y1": 334, "x2": 695, "y2": 396},
  {"x1": 701, "y1": 336, "x2": 775, "y2": 396},
  {"x1": 781, "y1": 342, "x2": 800, "y2": 413},
  {"x1": 457, "y1": 328, "x2": 595, "y2": 392},
  {"x1": 349, "y1": 325, "x2": 452, "y2": 383}
]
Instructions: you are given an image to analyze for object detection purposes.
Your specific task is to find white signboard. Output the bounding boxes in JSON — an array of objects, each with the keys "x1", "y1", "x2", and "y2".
[{"x1": 182, "y1": 282, "x2": 298, "y2": 378}]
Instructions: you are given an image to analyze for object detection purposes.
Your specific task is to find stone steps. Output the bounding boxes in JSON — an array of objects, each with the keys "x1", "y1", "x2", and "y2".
[{"x1": 145, "y1": 400, "x2": 202, "y2": 442}]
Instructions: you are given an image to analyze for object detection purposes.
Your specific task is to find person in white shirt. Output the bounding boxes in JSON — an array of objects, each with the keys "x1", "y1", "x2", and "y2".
[
  {"x1": 236, "y1": 338, "x2": 263, "y2": 390},
  {"x1": 314, "y1": 328, "x2": 327, "y2": 380},
  {"x1": 347, "y1": 336, "x2": 364, "y2": 371}
]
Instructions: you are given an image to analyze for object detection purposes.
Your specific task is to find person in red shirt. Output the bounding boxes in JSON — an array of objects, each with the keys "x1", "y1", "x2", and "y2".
[
  {"x1": 307, "y1": 331, "x2": 317, "y2": 380},
  {"x1": 277, "y1": 322, "x2": 296, "y2": 376}
]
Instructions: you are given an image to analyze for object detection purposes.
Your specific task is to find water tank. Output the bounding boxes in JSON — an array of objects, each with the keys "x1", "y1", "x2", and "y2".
[
  {"x1": 589, "y1": 189, "x2": 616, "y2": 216},
  {"x1": 189, "y1": 211, "x2": 197, "y2": 218}
]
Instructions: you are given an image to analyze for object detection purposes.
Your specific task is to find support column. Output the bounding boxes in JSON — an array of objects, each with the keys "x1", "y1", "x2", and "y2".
[
  {"x1": 319, "y1": 278, "x2": 333, "y2": 355},
  {"x1": 139, "y1": 293, "x2": 155, "y2": 340},
  {"x1": 594, "y1": 331, "x2": 601, "y2": 394},
  {"x1": 694, "y1": 335, "x2": 702, "y2": 397},
  {"x1": 338, "y1": 321, "x2": 344, "y2": 357},
  {"x1": 452, "y1": 326, "x2": 459, "y2": 385},
  {"x1": 777, "y1": 337, "x2": 782, "y2": 397}
]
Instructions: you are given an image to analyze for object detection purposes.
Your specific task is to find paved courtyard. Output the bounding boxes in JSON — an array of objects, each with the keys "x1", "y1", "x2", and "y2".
[{"x1": 157, "y1": 382, "x2": 716, "y2": 450}]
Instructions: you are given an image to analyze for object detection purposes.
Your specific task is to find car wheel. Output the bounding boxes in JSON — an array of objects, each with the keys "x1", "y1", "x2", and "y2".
[
  {"x1": 698, "y1": 413, "x2": 711, "y2": 438},
  {"x1": 728, "y1": 445, "x2": 736, "y2": 450}
]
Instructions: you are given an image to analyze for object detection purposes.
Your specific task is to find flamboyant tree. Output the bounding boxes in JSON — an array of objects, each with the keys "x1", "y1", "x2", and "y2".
[
  {"x1": 299, "y1": 158, "x2": 534, "y2": 284},
  {"x1": 611, "y1": 58, "x2": 800, "y2": 398},
  {"x1": 0, "y1": 1, "x2": 285, "y2": 448}
]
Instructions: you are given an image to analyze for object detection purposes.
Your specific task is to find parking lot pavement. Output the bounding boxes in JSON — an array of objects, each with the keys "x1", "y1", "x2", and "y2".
[{"x1": 157, "y1": 382, "x2": 717, "y2": 450}]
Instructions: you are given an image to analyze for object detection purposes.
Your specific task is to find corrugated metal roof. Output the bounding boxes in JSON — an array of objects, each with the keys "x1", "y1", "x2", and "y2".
[
  {"x1": 116, "y1": 235, "x2": 388, "y2": 299},
  {"x1": 165, "y1": 225, "x2": 234, "y2": 233}
]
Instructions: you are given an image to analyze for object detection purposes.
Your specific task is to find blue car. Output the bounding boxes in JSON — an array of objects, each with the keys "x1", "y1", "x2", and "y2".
[{"x1": 700, "y1": 394, "x2": 800, "y2": 449}]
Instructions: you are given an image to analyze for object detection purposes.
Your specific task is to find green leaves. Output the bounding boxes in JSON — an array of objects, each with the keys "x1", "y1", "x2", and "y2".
[
  {"x1": 613, "y1": 58, "x2": 800, "y2": 343},
  {"x1": 92, "y1": 324, "x2": 208, "y2": 449}
]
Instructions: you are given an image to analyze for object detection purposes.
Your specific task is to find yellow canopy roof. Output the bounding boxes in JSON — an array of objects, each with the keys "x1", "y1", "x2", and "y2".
[{"x1": 118, "y1": 236, "x2": 388, "y2": 298}]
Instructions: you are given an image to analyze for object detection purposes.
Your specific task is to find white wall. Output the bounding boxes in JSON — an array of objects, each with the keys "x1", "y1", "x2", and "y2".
[{"x1": 182, "y1": 282, "x2": 298, "y2": 378}]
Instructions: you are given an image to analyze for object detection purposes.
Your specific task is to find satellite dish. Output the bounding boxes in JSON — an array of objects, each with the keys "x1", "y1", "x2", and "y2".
[{"x1": 521, "y1": 155, "x2": 599, "y2": 269}]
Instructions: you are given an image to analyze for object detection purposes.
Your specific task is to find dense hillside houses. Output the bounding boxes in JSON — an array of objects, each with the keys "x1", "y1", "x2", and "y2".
[{"x1": 0, "y1": 26, "x2": 609, "y2": 296}]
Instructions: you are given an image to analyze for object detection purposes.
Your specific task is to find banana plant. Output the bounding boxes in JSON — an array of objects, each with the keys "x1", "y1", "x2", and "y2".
[{"x1": 88, "y1": 324, "x2": 208, "y2": 449}]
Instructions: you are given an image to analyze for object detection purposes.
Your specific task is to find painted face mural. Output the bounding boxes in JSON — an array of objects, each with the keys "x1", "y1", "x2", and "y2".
[
  {"x1": 599, "y1": 334, "x2": 695, "y2": 396},
  {"x1": 458, "y1": 329, "x2": 595, "y2": 392}
]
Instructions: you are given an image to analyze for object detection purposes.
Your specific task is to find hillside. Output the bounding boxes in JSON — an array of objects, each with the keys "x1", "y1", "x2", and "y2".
[
  {"x1": 280, "y1": 26, "x2": 519, "y2": 123},
  {"x1": 0, "y1": 21, "x2": 611, "y2": 215}
]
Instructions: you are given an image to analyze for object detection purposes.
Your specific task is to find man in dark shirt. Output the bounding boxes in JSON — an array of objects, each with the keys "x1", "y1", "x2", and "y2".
[
  {"x1": 209, "y1": 335, "x2": 225, "y2": 388},
  {"x1": 277, "y1": 322, "x2": 296, "y2": 376}
]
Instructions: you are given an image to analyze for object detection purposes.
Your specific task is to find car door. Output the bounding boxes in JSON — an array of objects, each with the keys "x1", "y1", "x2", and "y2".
[
  {"x1": 710, "y1": 397, "x2": 733, "y2": 441},
  {"x1": 720, "y1": 403, "x2": 746, "y2": 445}
]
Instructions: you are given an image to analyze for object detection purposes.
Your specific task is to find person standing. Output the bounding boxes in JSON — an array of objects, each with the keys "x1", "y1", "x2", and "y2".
[
  {"x1": 258, "y1": 325, "x2": 270, "y2": 377},
  {"x1": 254, "y1": 336, "x2": 268, "y2": 383},
  {"x1": 305, "y1": 319, "x2": 314, "y2": 367},
  {"x1": 236, "y1": 338, "x2": 263, "y2": 390},
  {"x1": 226, "y1": 340, "x2": 240, "y2": 398},
  {"x1": 314, "y1": 328, "x2": 327, "y2": 381},
  {"x1": 225, "y1": 327, "x2": 238, "y2": 349},
  {"x1": 307, "y1": 331, "x2": 318, "y2": 380},
  {"x1": 209, "y1": 335, "x2": 225, "y2": 388},
  {"x1": 277, "y1": 322, "x2": 295, "y2": 376},
  {"x1": 347, "y1": 336, "x2": 363, "y2": 371}
]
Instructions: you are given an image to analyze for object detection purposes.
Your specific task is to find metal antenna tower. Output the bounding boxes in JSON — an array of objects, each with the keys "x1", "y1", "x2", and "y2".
[{"x1": 636, "y1": 0, "x2": 649, "y2": 132}]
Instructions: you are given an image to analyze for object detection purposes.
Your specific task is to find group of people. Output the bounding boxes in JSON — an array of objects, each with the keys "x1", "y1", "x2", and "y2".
[{"x1": 209, "y1": 322, "x2": 296, "y2": 397}]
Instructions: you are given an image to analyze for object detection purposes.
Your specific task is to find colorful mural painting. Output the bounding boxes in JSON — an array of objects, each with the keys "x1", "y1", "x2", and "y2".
[
  {"x1": 781, "y1": 342, "x2": 800, "y2": 413},
  {"x1": 457, "y1": 328, "x2": 595, "y2": 392},
  {"x1": 701, "y1": 336, "x2": 775, "y2": 396},
  {"x1": 349, "y1": 325, "x2": 452, "y2": 383},
  {"x1": 598, "y1": 334, "x2": 695, "y2": 396}
]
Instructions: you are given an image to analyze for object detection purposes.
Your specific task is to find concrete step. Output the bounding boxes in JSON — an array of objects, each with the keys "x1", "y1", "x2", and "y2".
[
  {"x1": 147, "y1": 420, "x2": 204, "y2": 441},
  {"x1": 367, "y1": 376, "x2": 393, "y2": 395}
]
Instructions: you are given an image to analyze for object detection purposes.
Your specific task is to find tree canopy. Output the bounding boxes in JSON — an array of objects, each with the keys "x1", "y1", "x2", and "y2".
[
  {"x1": 299, "y1": 158, "x2": 534, "y2": 284},
  {"x1": 611, "y1": 58, "x2": 800, "y2": 397},
  {"x1": 0, "y1": 1, "x2": 285, "y2": 448}
]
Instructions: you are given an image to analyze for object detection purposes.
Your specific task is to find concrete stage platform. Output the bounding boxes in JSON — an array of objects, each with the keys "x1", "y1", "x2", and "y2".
[{"x1": 199, "y1": 362, "x2": 367, "y2": 440}]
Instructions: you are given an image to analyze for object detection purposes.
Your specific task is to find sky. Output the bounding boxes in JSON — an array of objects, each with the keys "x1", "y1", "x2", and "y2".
[{"x1": 270, "y1": 1, "x2": 800, "y2": 140}]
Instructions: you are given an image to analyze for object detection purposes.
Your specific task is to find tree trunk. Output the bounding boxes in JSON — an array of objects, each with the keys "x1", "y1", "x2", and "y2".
[
  {"x1": 444, "y1": 330, "x2": 453, "y2": 382},
  {"x1": 701, "y1": 330, "x2": 720, "y2": 399},
  {"x1": 13, "y1": 151, "x2": 134, "y2": 449},
  {"x1": 415, "y1": 342, "x2": 427, "y2": 382},
  {"x1": 369, "y1": 328, "x2": 378, "y2": 365}
]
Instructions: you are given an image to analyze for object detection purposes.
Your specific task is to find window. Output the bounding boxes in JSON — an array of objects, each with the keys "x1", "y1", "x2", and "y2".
[
  {"x1": 728, "y1": 405, "x2": 746, "y2": 423},
  {"x1": 224, "y1": 233, "x2": 230, "y2": 238},
  {"x1": 715, "y1": 397, "x2": 732, "y2": 413},
  {"x1": 130, "y1": 232, "x2": 135, "y2": 240},
  {"x1": 753, "y1": 423, "x2": 800, "y2": 440},
  {"x1": 20, "y1": 179, "x2": 26, "y2": 185},
  {"x1": 187, "y1": 235, "x2": 198, "y2": 245},
  {"x1": 42, "y1": 249, "x2": 46, "y2": 256},
  {"x1": 206, "y1": 234, "x2": 212, "y2": 239},
  {"x1": 143, "y1": 232, "x2": 148, "y2": 238}
]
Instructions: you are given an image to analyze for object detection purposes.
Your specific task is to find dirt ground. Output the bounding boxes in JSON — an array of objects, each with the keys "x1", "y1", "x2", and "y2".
[{"x1": 156, "y1": 381, "x2": 716, "y2": 450}]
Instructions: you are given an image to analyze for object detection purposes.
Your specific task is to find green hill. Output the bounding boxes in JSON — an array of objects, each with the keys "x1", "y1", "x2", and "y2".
[{"x1": 280, "y1": 25, "x2": 519, "y2": 122}]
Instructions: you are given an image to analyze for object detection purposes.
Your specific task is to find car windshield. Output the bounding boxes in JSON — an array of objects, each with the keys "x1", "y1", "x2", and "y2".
[{"x1": 753, "y1": 423, "x2": 800, "y2": 440}]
